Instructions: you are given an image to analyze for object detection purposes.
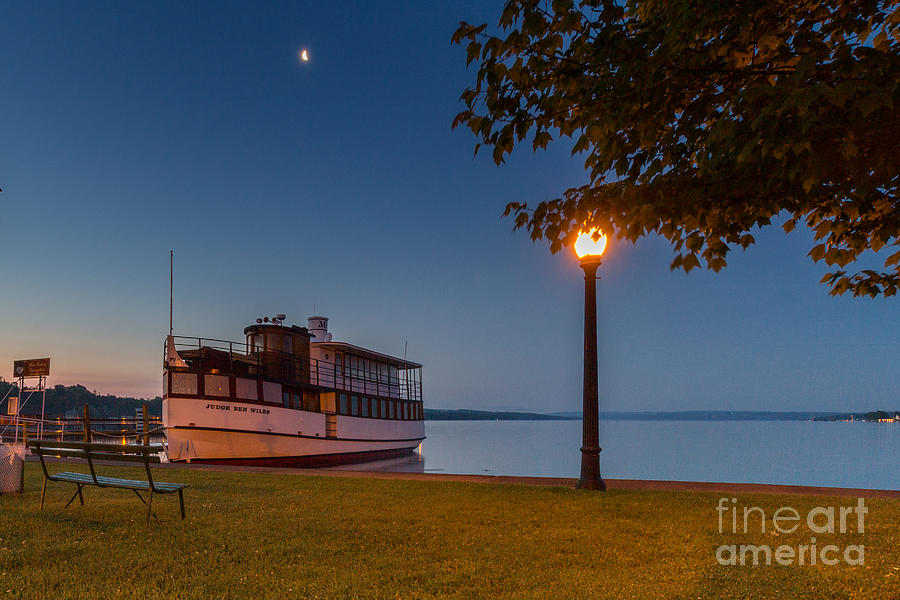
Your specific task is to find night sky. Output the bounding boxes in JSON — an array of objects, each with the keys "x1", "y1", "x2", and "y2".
[{"x1": 2, "y1": 1, "x2": 897, "y2": 413}]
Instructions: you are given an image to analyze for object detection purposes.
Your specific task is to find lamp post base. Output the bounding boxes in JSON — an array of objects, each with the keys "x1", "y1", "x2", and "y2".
[
  {"x1": 576, "y1": 445, "x2": 606, "y2": 490},
  {"x1": 576, "y1": 478, "x2": 606, "y2": 491}
]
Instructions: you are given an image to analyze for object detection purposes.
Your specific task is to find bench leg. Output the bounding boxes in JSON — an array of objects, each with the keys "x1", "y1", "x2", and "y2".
[
  {"x1": 40, "y1": 477, "x2": 48, "y2": 511},
  {"x1": 146, "y1": 489, "x2": 153, "y2": 526},
  {"x1": 64, "y1": 484, "x2": 85, "y2": 508},
  {"x1": 132, "y1": 490, "x2": 161, "y2": 524},
  {"x1": 178, "y1": 489, "x2": 185, "y2": 520}
]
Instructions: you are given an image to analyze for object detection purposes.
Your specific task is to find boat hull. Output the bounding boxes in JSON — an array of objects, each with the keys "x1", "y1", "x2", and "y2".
[{"x1": 163, "y1": 397, "x2": 425, "y2": 466}]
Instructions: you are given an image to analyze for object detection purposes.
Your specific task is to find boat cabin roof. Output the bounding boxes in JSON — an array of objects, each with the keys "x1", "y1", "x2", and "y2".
[{"x1": 313, "y1": 341, "x2": 422, "y2": 370}]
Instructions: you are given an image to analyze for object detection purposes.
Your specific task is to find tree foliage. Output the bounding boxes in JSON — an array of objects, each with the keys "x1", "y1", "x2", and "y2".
[
  {"x1": 0, "y1": 381, "x2": 161, "y2": 417},
  {"x1": 453, "y1": 0, "x2": 900, "y2": 296}
]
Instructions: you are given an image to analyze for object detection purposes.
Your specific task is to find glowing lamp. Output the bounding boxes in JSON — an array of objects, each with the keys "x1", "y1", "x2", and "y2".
[{"x1": 574, "y1": 229, "x2": 607, "y2": 261}]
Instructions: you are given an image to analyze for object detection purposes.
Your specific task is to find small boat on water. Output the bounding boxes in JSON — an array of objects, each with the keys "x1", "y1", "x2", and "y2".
[{"x1": 162, "y1": 315, "x2": 424, "y2": 466}]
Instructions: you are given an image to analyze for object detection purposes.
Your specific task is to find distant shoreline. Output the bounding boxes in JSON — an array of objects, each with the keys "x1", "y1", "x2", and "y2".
[
  {"x1": 425, "y1": 409, "x2": 898, "y2": 422},
  {"x1": 425, "y1": 409, "x2": 578, "y2": 421}
]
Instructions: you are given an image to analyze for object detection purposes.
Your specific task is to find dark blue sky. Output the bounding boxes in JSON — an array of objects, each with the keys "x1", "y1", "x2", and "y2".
[{"x1": 2, "y1": 1, "x2": 897, "y2": 412}]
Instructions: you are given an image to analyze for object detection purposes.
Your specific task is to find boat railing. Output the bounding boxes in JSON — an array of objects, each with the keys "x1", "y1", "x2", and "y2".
[{"x1": 166, "y1": 336, "x2": 422, "y2": 402}]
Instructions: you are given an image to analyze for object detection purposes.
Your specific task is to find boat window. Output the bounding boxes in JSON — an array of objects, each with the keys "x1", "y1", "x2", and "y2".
[
  {"x1": 303, "y1": 391, "x2": 318, "y2": 412},
  {"x1": 381, "y1": 399, "x2": 387, "y2": 419},
  {"x1": 389, "y1": 365, "x2": 398, "y2": 385},
  {"x1": 339, "y1": 393, "x2": 348, "y2": 415},
  {"x1": 283, "y1": 336, "x2": 292, "y2": 353},
  {"x1": 361, "y1": 397, "x2": 369, "y2": 417},
  {"x1": 283, "y1": 391, "x2": 292, "y2": 409},
  {"x1": 351, "y1": 395, "x2": 359, "y2": 416}
]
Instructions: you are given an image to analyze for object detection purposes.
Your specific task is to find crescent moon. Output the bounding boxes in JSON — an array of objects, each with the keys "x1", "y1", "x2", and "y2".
[{"x1": 300, "y1": 49, "x2": 309, "y2": 62}]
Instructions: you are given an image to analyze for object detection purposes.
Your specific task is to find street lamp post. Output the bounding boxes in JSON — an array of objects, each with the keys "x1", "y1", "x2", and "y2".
[{"x1": 574, "y1": 230, "x2": 607, "y2": 491}]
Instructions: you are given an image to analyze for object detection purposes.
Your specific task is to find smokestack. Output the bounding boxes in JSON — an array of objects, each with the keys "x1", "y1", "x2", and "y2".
[{"x1": 307, "y1": 316, "x2": 331, "y2": 342}]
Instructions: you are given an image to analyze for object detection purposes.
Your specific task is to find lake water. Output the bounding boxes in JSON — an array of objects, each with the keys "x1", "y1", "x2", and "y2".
[{"x1": 342, "y1": 420, "x2": 900, "y2": 491}]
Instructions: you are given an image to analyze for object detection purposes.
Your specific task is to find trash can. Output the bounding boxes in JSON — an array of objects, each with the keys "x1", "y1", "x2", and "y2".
[{"x1": 0, "y1": 444, "x2": 26, "y2": 494}]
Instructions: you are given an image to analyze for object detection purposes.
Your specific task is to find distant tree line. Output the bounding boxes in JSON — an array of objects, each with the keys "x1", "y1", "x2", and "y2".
[
  {"x1": 815, "y1": 410, "x2": 899, "y2": 422},
  {"x1": 425, "y1": 408, "x2": 577, "y2": 421},
  {"x1": 0, "y1": 382, "x2": 161, "y2": 418}
]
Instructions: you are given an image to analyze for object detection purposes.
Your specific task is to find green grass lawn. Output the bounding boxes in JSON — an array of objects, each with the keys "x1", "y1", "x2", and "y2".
[{"x1": 1, "y1": 464, "x2": 898, "y2": 599}]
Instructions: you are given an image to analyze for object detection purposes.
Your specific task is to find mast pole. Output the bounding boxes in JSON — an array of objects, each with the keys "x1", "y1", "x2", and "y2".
[{"x1": 169, "y1": 250, "x2": 174, "y2": 337}]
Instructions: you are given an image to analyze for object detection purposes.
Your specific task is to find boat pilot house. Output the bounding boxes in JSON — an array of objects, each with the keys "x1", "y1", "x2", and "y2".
[{"x1": 163, "y1": 316, "x2": 424, "y2": 466}]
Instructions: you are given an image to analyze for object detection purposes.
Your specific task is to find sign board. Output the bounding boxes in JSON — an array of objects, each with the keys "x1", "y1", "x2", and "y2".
[
  {"x1": 13, "y1": 358, "x2": 51, "y2": 378},
  {"x1": 7, "y1": 396, "x2": 17, "y2": 415}
]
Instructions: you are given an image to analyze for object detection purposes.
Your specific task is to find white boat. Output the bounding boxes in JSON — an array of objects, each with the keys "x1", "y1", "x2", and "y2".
[{"x1": 162, "y1": 315, "x2": 424, "y2": 466}]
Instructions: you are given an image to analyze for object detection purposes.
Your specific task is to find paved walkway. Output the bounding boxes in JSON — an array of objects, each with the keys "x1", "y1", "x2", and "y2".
[
  {"x1": 28, "y1": 456, "x2": 899, "y2": 498},
  {"x1": 156, "y1": 460, "x2": 900, "y2": 499}
]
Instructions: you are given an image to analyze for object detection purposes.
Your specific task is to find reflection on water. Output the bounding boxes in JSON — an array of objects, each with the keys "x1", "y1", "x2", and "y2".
[
  {"x1": 328, "y1": 450, "x2": 426, "y2": 473},
  {"x1": 339, "y1": 420, "x2": 900, "y2": 490}
]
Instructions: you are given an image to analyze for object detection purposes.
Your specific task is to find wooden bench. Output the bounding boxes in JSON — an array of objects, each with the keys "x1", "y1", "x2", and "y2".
[{"x1": 27, "y1": 440, "x2": 187, "y2": 524}]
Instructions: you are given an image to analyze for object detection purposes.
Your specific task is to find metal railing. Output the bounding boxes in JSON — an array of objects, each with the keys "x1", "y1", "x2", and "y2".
[
  {"x1": 0, "y1": 415, "x2": 165, "y2": 445},
  {"x1": 166, "y1": 336, "x2": 422, "y2": 402}
]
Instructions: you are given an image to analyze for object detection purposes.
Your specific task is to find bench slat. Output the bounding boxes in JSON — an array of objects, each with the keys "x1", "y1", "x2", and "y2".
[
  {"x1": 30, "y1": 448, "x2": 161, "y2": 464},
  {"x1": 31, "y1": 449, "x2": 90, "y2": 460},
  {"x1": 50, "y1": 471, "x2": 187, "y2": 492},
  {"x1": 84, "y1": 452, "x2": 162, "y2": 464}
]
